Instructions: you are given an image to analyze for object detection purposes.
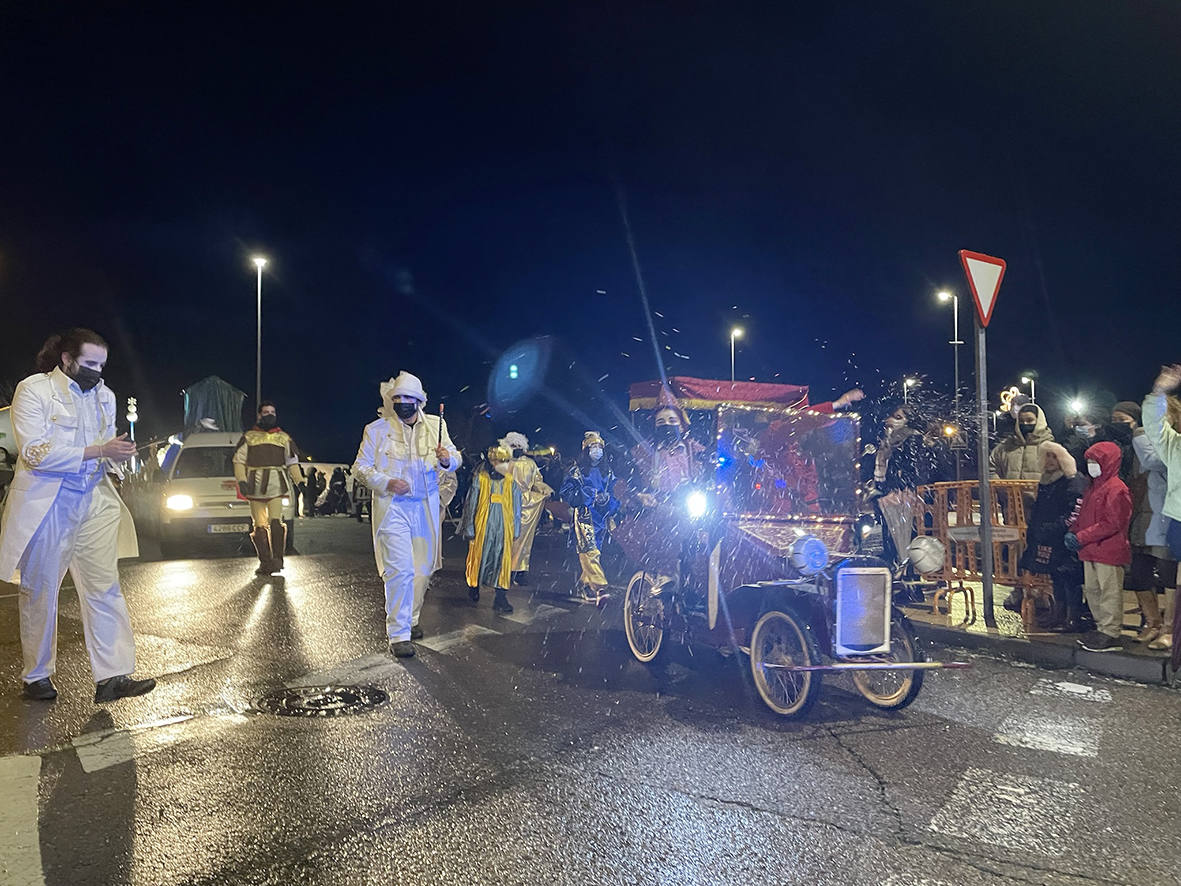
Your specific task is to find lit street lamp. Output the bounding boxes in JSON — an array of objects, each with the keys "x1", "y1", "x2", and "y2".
[
  {"x1": 252, "y1": 255, "x2": 268, "y2": 409},
  {"x1": 903, "y1": 376, "x2": 918, "y2": 404},
  {"x1": 1020, "y1": 370, "x2": 1038, "y2": 404},
  {"x1": 730, "y1": 327, "x2": 744, "y2": 383},
  {"x1": 937, "y1": 289, "x2": 964, "y2": 479}
]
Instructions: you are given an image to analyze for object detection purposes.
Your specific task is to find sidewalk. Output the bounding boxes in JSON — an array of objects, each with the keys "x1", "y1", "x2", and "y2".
[{"x1": 901, "y1": 583, "x2": 1176, "y2": 686}]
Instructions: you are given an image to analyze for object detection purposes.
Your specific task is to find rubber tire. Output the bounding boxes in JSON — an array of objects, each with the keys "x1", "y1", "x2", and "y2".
[
  {"x1": 749, "y1": 606, "x2": 823, "y2": 718},
  {"x1": 623, "y1": 571, "x2": 667, "y2": 665},
  {"x1": 850, "y1": 617, "x2": 925, "y2": 710},
  {"x1": 159, "y1": 539, "x2": 185, "y2": 560}
]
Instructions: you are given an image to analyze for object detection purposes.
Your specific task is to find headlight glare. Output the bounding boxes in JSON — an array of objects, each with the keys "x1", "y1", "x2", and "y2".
[
  {"x1": 685, "y1": 490, "x2": 708, "y2": 520},
  {"x1": 166, "y1": 494, "x2": 194, "y2": 511}
]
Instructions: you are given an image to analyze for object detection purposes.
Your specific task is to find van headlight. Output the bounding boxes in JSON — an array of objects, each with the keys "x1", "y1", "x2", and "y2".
[
  {"x1": 166, "y1": 494, "x2": 194, "y2": 511},
  {"x1": 685, "y1": 490, "x2": 708, "y2": 520},
  {"x1": 789, "y1": 534, "x2": 829, "y2": 576}
]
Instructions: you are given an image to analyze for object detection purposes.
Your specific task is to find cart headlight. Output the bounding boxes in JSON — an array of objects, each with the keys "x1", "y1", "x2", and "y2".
[
  {"x1": 789, "y1": 534, "x2": 828, "y2": 576},
  {"x1": 166, "y1": 494, "x2": 194, "y2": 511},
  {"x1": 685, "y1": 490, "x2": 708, "y2": 520}
]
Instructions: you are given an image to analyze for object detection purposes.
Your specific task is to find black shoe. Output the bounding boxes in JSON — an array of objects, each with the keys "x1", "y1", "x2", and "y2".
[
  {"x1": 468, "y1": 587, "x2": 480, "y2": 603},
  {"x1": 493, "y1": 592, "x2": 514, "y2": 614},
  {"x1": 1079, "y1": 632, "x2": 1121, "y2": 653},
  {"x1": 410, "y1": 624, "x2": 424, "y2": 641},
  {"x1": 390, "y1": 640, "x2": 416, "y2": 658},
  {"x1": 95, "y1": 675, "x2": 157, "y2": 703},
  {"x1": 513, "y1": 572, "x2": 530, "y2": 587},
  {"x1": 1002, "y1": 589, "x2": 1023, "y2": 613},
  {"x1": 22, "y1": 678, "x2": 57, "y2": 701}
]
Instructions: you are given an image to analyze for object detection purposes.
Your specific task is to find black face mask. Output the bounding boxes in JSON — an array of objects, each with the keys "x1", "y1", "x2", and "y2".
[
  {"x1": 1019, "y1": 423, "x2": 1036, "y2": 436},
  {"x1": 512, "y1": 448, "x2": 525, "y2": 459},
  {"x1": 257, "y1": 415, "x2": 278, "y2": 430},
  {"x1": 393, "y1": 402, "x2": 418, "y2": 420},
  {"x1": 67, "y1": 363, "x2": 102, "y2": 392},
  {"x1": 655, "y1": 425, "x2": 681, "y2": 445}
]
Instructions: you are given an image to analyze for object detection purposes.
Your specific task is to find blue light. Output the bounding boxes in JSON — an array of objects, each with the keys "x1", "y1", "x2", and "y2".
[{"x1": 509, "y1": 364, "x2": 519, "y2": 380}]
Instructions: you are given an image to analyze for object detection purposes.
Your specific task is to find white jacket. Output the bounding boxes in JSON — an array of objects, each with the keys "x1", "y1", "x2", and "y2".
[
  {"x1": 352, "y1": 412, "x2": 460, "y2": 575},
  {"x1": 0, "y1": 369, "x2": 138, "y2": 583},
  {"x1": 1143, "y1": 393, "x2": 1181, "y2": 523}
]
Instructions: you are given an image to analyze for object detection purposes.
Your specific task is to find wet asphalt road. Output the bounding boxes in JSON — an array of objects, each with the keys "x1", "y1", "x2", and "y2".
[{"x1": 1, "y1": 518, "x2": 1179, "y2": 886}]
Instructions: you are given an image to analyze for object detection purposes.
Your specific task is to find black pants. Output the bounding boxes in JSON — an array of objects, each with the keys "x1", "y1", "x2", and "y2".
[{"x1": 1052, "y1": 573, "x2": 1083, "y2": 616}]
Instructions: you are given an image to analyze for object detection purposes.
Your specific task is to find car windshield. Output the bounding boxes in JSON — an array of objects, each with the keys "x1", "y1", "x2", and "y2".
[{"x1": 170, "y1": 447, "x2": 236, "y2": 480}]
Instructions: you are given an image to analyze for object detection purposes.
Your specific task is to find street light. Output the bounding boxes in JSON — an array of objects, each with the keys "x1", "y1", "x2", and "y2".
[
  {"x1": 730, "y1": 327, "x2": 744, "y2": 383},
  {"x1": 903, "y1": 376, "x2": 918, "y2": 404},
  {"x1": 1020, "y1": 370, "x2": 1038, "y2": 404},
  {"x1": 252, "y1": 255, "x2": 268, "y2": 409},
  {"x1": 1068, "y1": 397, "x2": 1087, "y2": 416}
]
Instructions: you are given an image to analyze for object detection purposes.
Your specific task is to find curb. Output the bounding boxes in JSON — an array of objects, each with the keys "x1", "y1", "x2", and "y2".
[{"x1": 909, "y1": 618, "x2": 1174, "y2": 686}]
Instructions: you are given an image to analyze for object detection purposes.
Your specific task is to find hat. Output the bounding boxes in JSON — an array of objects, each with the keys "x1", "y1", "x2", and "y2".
[
  {"x1": 487, "y1": 444, "x2": 511, "y2": 464},
  {"x1": 502, "y1": 431, "x2": 529, "y2": 451},
  {"x1": 381, "y1": 371, "x2": 427, "y2": 405},
  {"x1": 1038, "y1": 440, "x2": 1077, "y2": 478},
  {"x1": 582, "y1": 431, "x2": 605, "y2": 450},
  {"x1": 1112, "y1": 401, "x2": 1142, "y2": 425}
]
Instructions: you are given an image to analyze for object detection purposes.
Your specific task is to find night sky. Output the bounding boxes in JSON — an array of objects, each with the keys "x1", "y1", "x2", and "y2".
[{"x1": 2, "y1": 3, "x2": 1177, "y2": 460}]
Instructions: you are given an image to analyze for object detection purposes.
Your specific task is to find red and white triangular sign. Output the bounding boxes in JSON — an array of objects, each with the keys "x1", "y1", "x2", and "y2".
[{"x1": 958, "y1": 250, "x2": 1006, "y2": 327}]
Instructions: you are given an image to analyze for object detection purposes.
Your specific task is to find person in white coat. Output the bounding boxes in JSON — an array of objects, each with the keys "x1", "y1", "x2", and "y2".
[
  {"x1": 0, "y1": 329, "x2": 156, "y2": 702},
  {"x1": 352, "y1": 371, "x2": 460, "y2": 658}
]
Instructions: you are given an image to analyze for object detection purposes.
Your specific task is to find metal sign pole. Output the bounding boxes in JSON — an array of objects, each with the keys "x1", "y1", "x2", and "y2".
[{"x1": 975, "y1": 315, "x2": 996, "y2": 627}]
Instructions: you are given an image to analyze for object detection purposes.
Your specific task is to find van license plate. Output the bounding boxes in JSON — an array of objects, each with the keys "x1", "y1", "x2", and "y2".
[{"x1": 208, "y1": 524, "x2": 250, "y2": 534}]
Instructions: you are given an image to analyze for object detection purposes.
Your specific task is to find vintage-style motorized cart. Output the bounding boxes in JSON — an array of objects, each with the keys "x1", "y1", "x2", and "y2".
[{"x1": 613, "y1": 377, "x2": 967, "y2": 718}]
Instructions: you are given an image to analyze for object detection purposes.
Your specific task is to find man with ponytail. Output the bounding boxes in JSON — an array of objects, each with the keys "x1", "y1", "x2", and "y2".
[{"x1": 0, "y1": 329, "x2": 156, "y2": 702}]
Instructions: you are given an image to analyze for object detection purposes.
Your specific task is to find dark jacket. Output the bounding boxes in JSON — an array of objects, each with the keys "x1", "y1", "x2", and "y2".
[
  {"x1": 1072, "y1": 442, "x2": 1133, "y2": 567},
  {"x1": 1020, "y1": 471, "x2": 1085, "y2": 577}
]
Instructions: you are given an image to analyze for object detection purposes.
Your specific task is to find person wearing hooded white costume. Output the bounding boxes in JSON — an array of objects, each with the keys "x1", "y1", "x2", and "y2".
[
  {"x1": 501, "y1": 431, "x2": 552, "y2": 585},
  {"x1": 352, "y1": 371, "x2": 461, "y2": 657},
  {"x1": 0, "y1": 328, "x2": 156, "y2": 703}
]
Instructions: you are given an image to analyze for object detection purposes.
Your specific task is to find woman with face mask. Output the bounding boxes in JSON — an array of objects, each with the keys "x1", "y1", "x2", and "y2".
[
  {"x1": 461, "y1": 445, "x2": 522, "y2": 614},
  {"x1": 867, "y1": 405, "x2": 935, "y2": 575},
  {"x1": 560, "y1": 431, "x2": 619, "y2": 602},
  {"x1": 233, "y1": 400, "x2": 304, "y2": 575}
]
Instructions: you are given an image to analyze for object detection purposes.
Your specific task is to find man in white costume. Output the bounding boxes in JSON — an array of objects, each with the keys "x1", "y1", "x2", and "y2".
[
  {"x1": 501, "y1": 432, "x2": 552, "y2": 586},
  {"x1": 353, "y1": 371, "x2": 460, "y2": 657},
  {"x1": 0, "y1": 328, "x2": 156, "y2": 702}
]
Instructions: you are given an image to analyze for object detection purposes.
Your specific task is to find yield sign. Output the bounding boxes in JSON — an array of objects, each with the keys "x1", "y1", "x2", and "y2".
[{"x1": 958, "y1": 250, "x2": 1006, "y2": 327}]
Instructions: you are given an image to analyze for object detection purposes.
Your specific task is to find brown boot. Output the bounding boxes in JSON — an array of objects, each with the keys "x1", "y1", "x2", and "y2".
[
  {"x1": 270, "y1": 519, "x2": 287, "y2": 571},
  {"x1": 1134, "y1": 590, "x2": 1162, "y2": 643},
  {"x1": 251, "y1": 527, "x2": 275, "y2": 575}
]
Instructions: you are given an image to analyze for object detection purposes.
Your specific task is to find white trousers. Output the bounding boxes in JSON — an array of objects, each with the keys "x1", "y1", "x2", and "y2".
[
  {"x1": 378, "y1": 499, "x2": 435, "y2": 641},
  {"x1": 18, "y1": 483, "x2": 136, "y2": 683}
]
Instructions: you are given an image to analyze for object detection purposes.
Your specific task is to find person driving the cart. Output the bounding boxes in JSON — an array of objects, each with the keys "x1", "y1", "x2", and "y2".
[
  {"x1": 560, "y1": 431, "x2": 619, "y2": 603},
  {"x1": 632, "y1": 399, "x2": 707, "y2": 507}
]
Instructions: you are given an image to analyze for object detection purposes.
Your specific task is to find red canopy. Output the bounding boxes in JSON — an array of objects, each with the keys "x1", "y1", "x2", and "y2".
[{"x1": 628, "y1": 376, "x2": 810, "y2": 412}]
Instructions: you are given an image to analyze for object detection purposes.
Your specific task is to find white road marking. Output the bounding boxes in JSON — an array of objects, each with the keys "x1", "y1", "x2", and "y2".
[
  {"x1": 417, "y1": 624, "x2": 501, "y2": 653},
  {"x1": 929, "y1": 767, "x2": 1081, "y2": 854},
  {"x1": 72, "y1": 714, "x2": 197, "y2": 773},
  {"x1": 993, "y1": 713, "x2": 1099, "y2": 757},
  {"x1": 287, "y1": 653, "x2": 405, "y2": 688},
  {"x1": 0, "y1": 754, "x2": 45, "y2": 886},
  {"x1": 501, "y1": 603, "x2": 568, "y2": 626},
  {"x1": 1029, "y1": 678, "x2": 1112, "y2": 703}
]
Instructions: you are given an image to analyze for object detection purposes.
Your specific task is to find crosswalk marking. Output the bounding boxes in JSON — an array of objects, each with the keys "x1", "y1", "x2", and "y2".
[
  {"x1": 287, "y1": 653, "x2": 405, "y2": 688},
  {"x1": 929, "y1": 767, "x2": 1080, "y2": 854},
  {"x1": 993, "y1": 713, "x2": 1099, "y2": 758},
  {"x1": 417, "y1": 624, "x2": 501, "y2": 653},
  {"x1": 1029, "y1": 678, "x2": 1112, "y2": 703},
  {"x1": 0, "y1": 754, "x2": 45, "y2": 886},
  {"x1": 501, "y1": 603, "x2": 568, "y2": 626}
]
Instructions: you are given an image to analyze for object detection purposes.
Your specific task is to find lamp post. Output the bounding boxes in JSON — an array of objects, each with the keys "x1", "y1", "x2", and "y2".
[
  {"x1": 936, "y1": 290, "x2": 963, "y2": 412},
  {"x1": 730, "y1": 327, "x2": 743, "y2": 383},
  {"x1": 903, "y1": 376, "x2": 918, "y2": 404},
  {"x1": 252, "y1": 255, "x2": 268, "y2": 409},
  {"x1": 1020, "y1": 371, "x2": 1038, "y2": 404}
]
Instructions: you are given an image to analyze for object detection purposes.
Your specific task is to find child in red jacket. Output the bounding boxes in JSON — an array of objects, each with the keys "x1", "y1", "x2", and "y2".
[{"x1": 1065, "y1": 441, "x2": 1133, "y2": 652}]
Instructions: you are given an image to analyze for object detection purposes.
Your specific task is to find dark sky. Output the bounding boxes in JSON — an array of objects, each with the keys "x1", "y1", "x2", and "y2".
[{"x1": 2, "y1": 2, "x2": 1178, "y2": 459}]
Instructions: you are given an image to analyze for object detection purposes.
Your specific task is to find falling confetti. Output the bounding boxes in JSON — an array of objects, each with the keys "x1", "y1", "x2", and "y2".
[
  {"x1": 620, "y1": 352, "x2": 631, "y2": 358},
  {"x1": 459, "y1": 385, "x2": 470, "y2": 393},
  {"x1": 597, "y1": 374, "x2": 610, "y2": 382}
]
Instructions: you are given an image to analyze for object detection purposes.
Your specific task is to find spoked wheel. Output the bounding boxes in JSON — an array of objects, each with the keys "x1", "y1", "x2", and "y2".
[
  {"x1": 851, "y1": 617, "x2": 925, "y2": 710},
  {"x1": 623, "y1": 571, "x2": 667, "y2": 664},
  {"x1": 749, "y1": 607, "x2": 822, "y2": 718}
]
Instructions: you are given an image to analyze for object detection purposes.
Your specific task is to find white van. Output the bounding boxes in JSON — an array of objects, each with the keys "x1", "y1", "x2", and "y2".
[{"x1": 149, "y1": 431, "x2": 297, "y2": 558}]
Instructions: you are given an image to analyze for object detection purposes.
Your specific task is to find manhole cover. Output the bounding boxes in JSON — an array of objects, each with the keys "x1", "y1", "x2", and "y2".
[{"x1": 254, "y1": 685, "x2": 389, "y2": 717}]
